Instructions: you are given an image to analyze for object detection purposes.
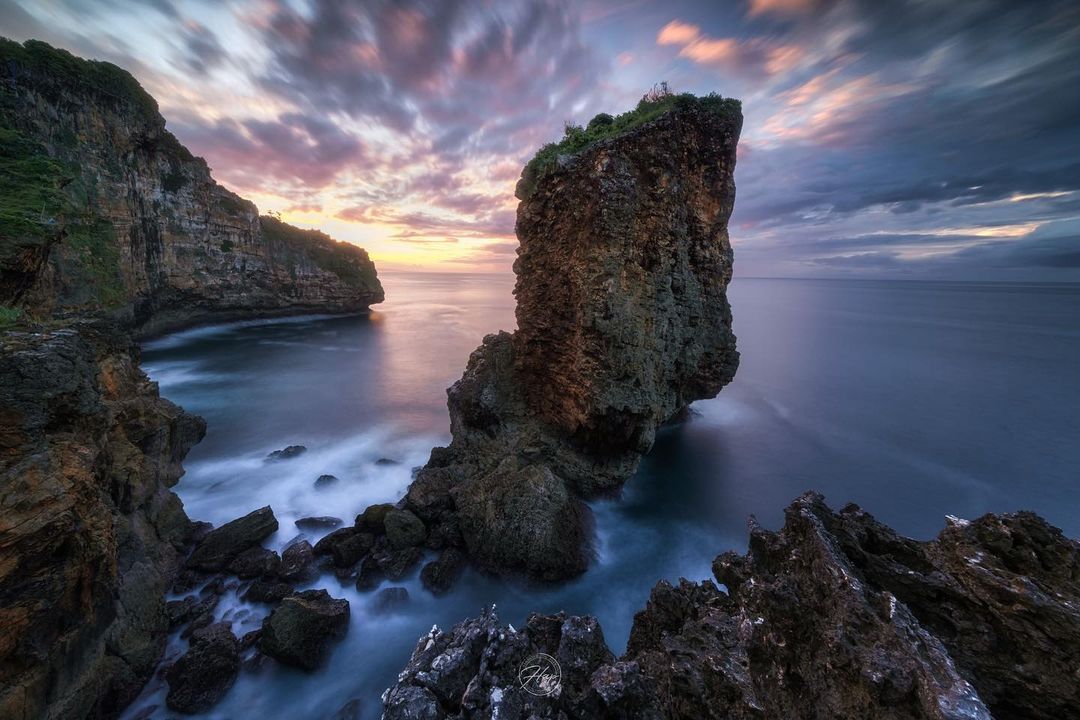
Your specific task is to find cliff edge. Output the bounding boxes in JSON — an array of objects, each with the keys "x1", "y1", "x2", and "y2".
[
  {"x1": 403, "y1": 92, "x2": 742, "y2": 581},
  {"x1": 0, "y1": 39, "x2": 383, "y2": 337}
]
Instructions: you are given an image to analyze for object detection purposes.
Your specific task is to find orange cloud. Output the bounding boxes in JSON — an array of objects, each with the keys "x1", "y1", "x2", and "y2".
[
  {"x1": 656, "y1": 19, "x2": 803, "y2": 76},
  {"x1": 748, "y1": 0, "x2": 818, "y2": 17},
  {"x1": 657, "y1": 20, "x2": 701, "y2": 46}
]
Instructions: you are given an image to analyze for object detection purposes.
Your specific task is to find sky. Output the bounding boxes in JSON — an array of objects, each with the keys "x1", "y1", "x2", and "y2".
[{"x1": 2, "y1": 0, "x2": 1079, "y2": 279}]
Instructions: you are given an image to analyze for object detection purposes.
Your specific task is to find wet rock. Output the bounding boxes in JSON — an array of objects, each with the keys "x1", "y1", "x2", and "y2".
[
  {"x1": 258, "y1": 589, "x2": 350, "y2": 671},
  {"x1": 314, "y1": 474, "x2": 339, "y2": 488},
  {"x1": 355, "y1": 557, "x2": 384, "y2": 592},
  {"x1": 278, "y1": 540, "x2": 316, "y2": 582},
  {"x1": 372, "y1": 586, "x2": 410, "y2": 614},
  {"x1": 187, "y1": 506, "x2": 279, "y2": 572},
  {"x1": 266, "y1": 445, "x2": 307, "y2": 461},
  {"x1": 385, "y1": 508, "x2": 427, "y2": 549},
  {"x1": 243, "y1": 580, "x2": 292, "y2": 604},
  {"x1": 239, "y1": 629, "x2": 262, "y2": 651},
  {"x1": 165, "y1": 623, "x2": 240, "y2": 714},
  {"x1": 375, "y1": 457, "x2": 400, "y2": 466},
  {"x1": 379, "y1": 546, "x2": 425, "y2": 580},
  {"x1": 226, "y1": 546, "x2": 281, "y2": 578},
  {"x1": 295, "y1": 515, "x2": 344, "y2": 530},
  {"x1": 166, "y1": 596, "x2": 198, "y2": 629},
  {"x1": 356, "y1": 503, "x2": 395, "y2": 534},
  {"x1": 420, "y1": 548, "x2": 467, "y2": 596},
  {"x1": 313, "y1": 528, "x2": 374, "y2": 567}
]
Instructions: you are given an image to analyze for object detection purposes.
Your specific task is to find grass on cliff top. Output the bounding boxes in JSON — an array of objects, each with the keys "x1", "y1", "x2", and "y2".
[
  {"x1": 0, "y1": 37, "x2": 160, "y2": 123},
  {"x1": 259, "y1": 215, "x2": 380, "y2": 291},
  {"x1": 520, "y1": 85, "x2": 741, "y2": 198}
]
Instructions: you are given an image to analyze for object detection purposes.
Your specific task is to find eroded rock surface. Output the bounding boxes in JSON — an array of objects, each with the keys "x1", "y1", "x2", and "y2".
[
  {"x1": 0, "y1": 39, "x2": 383, "y2": 337},
  {"x1": 0, "y1": 324, "x2": 205, "y2": 719},
  {"x1": 404, "y1": 94, "x2": 742, "y2": 581},
  {"x1": 383, "y1": 494, "x2": 1080, "y2": 720}
]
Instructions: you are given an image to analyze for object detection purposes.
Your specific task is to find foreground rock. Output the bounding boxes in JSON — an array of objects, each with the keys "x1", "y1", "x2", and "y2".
[
  {"x1": 186, "y1": 506, "x2": 279, "y2": 571},
  {"x1": 383, "y1": 494, "x2": 1080, "y2": 719},
  {"x1": 0, "y1": 325, "x2": 205, "y2": 719},
  {"x1": 258, "y1": 590, "x2": 350, "y2": 671},
  {"x1": 165, "y1": 623, "x2": 240, "y2": 713},
  {"x1": 404, "y1": 92, "x2": 742, "y2": 582},
  {"x1": 0, "y1": 39, "x2": 383, "y2": 337}
]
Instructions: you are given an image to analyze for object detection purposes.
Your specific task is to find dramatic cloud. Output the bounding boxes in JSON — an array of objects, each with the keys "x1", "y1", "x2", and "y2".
[{"x1": 2, "y1": 0, "x2": 1077, "y2": 276}]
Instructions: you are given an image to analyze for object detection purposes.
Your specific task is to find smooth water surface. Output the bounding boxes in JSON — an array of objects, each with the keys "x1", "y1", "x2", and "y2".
[{"x1": 126, "y1": 274, "x2": 1080, "y2": 719}]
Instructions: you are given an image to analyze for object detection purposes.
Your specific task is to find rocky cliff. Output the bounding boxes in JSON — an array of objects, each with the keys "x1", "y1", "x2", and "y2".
[
  {"x1": 383, "y1": 493, "x2": 1080, "y2": 720},
  {"x1": 403, "y1": 93, "x2": 741, "y2": 581},
  {"x1": 0, "y1": 39, "x2": 382, "y2": 337},
  {"x1": 0, "y1": 324, "x2": 205, "y2": 719}
]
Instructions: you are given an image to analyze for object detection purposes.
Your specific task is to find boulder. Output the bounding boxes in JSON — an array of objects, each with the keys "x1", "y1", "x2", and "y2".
[
  {"x1": 314, "y1": 474, "x2": 339, "y2": 488},
  {"x1": 266, "y1": 445, "x2": 307, "y2": 461},
  {"x1": 372, "y1": 586, "x2": 410, "y2": 614},
  {"x1": 378, "y1": 546, "x2": 424, "y2": 581},
  {"x1": 385, "y1": 508, "x2": 426, "y2": 549},
  {"x1": 226, "y1": 546, "x2": 281, "y2": 578},
  {"x1": 295, "y1": 515, "x2": 343, "y2": 530},
  {"x1": 278, "y1": 540, "x2": 315, "y2": 582},
  {"x1": 420, "y1": 548, "x2": 467, "y2": 596},
  {"x1": 356, "y1": 503, "x2": 395, "y2": 534},
  {"x1": 243, "y1": 579, "x2": 293, "y2": 605},
  {"x1": 187, "y1": 507, "x2": 278, "y2": 571},
  {"x1": 258, "y1": 589, "x2": 350, "y2": 671},
  {"x1": 165, "y1": 623, "x2": 240, "y2": 713}
]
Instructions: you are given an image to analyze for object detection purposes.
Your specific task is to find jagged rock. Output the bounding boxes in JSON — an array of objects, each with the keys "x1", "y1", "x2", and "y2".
[
  {"x1": 0, "y1": 325, "x2": 204, "y2": 719},
  {"x1": 226, "y1": 546, "x2": 281, "y2": 578},
  {"x1": 278, "y1": 540, "x2": 316, "y2": 582},
  {"x1": 164, "y1": 623, "x2": 240, "y2": 714},
  {"x1": 385, "y1": 508, "x2": 427, "y2": 549},
  {"x1": 0, "y1": 40, "x2": 382, "y2": 334},
  {"x1": 187, "y1": 506, "x2": 278, "y2": 571},
  {"x1": 420, "y1": 548, "x2": 467, "y2": 596},
  {"x1": 295, "y1": 515, "x2": 344, "y2": 530},
  {"x1": 356, "y1": 503, "x2": 395, "y2": 534},
  {"x1": 315, "y1": 474, "x2": 340, "y2": 488},
  {"x1": 372, "y1": 586, "x2": 410, "y2": 614},
  {"x1": 405, "y1": 94, "x2": 742, "y2": 581},
  {"x1": 267, "y1": 445, "x2": 307, "y2": 461},
  {"x1": 258, "y1": 589, "x2": 350, "y2": 671},
  {"x1": 243, "y1": 580, "x2": 293, "y2": 605},
  {"x1": 384, "y1": 495, "x2": 1080, "y2": 720}
]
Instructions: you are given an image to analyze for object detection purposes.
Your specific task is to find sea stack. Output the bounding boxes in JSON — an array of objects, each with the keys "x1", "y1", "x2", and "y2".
[{"x1": 406, "y1": 93, "x2": 742, "y2": 581}]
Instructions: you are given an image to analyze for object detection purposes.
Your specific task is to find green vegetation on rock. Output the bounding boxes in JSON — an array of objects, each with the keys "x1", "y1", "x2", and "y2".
[
  {"x1": 0, "y1": 122, "x2": 71, "y2": 242},
  {"x1": 519, "y1": 85, "x2": 741, "y2": 198},
  {"x1": 0, "y1": 305, "x2": 22, "y2": 328},
  {"x1": 259, "y1": 215, "x2": 379, "y2": 290},
  {"x1": 64, "y1": 219, "x2": 125, "y2": 308}
]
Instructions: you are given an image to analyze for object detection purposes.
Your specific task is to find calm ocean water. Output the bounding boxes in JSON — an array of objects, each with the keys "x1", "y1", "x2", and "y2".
[{"x1": 126, "y1": 273, "x2": 1080, "y2": 719}]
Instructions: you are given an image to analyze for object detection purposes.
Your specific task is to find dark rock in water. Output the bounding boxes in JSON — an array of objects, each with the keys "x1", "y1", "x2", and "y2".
[
  {"x1": 314, "y1": 474, "x2": 340, "y2": 488},
  {"x1": 384, "y1": 495, "x2": 1080, "y2": 720},
  {"x1": 258, "y1": 589, "x2": 350, "y2": 671},
  {"x1": 355, "y1": 557, "x2": 385, "y2": 592},
  {"x1": 420, "y1": 547, "x2": 467, "y2": 596},
  {"x1": 166, "y1": 596, "x2": 199, "y2": 629},
  {"x1": 239, "y1": 629, "x2": 262, "y2": 652},
  {"x1": 165, "y1": 623, "x2": 240, "y2": 714},
  {"x1": 356, "y1": 503, "x2": 395, "y2": 534},
  {"x1": 295, "y1": 515, "x2": 344, "y2": 530},
  {"x1": 379, "y1": 546, "x2": 425, "y2": 581},
  {"x1": 226, "y1": 546, "x2": 281, "y2": 579},
  {"x1": 313, "y1": 527, "x2": 356, "y2": 555},
  {"x1": 278, "y1": 540, "x2": 316, "y2": 582},
  {"x1": 334, "y1": 533, "x2": 376, "y2": 568},
  {"x1": 375, "y1": 457, "x2": 400, "y2": 466},
  {"x1": 266, "y1": 445, "x2": 307, "y2": 461},
  {"x1": 187, "y1": 506, "x2": 278, "y2": 571},
  {"x1": 243, "y1": 580, "x2": 293, "y2": 604},
  {"x1": 405, "y1": 94, "x2": 742, "y2": 581},
  {"x1": 372, "y1": 586, "x2": 410, "y2": 614},
  {"x1": 0, "y1": 326, "x2": 205, "y2": 719},
  {"x1": 385, "y1": 508, "x2": 427, "y2": 549}
]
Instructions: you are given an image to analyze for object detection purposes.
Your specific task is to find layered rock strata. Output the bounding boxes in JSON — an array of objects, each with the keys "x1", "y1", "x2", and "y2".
[
  {"x1": 0, "y1": 39, "x2": 383, "y2": 337},
  {"x1": 383, "y1": 493, "x2": 1080, "y2": 720},
  {"x1": 404, "y1": 94, "x2": 743, "y2": 581},
  {"x1": 0, "y1": 324, "x2": 205, "y2": 719}
]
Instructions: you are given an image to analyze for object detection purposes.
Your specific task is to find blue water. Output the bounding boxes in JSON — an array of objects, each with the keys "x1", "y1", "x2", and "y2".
[{"x1": 124, "y1": 274, "x2": 1080, "y2": 719}]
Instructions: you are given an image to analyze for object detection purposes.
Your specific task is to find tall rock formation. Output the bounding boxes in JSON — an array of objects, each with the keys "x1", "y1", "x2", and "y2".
[
  {"x1": 383, "y1": 494, "x2": 1080, "y2": 720},
  {"x1": 0, "y1": 324, "x2": 205, "y2": 719},
  {"x1": 0, "y1": 39, "x2": 382, "y2": 337},
  {"x1": 405, "y1": 93, "x2": 742, "y2": 580}
]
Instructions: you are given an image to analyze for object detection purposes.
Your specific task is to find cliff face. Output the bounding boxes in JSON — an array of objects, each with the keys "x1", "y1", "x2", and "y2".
[
  {"x1": 383, "y1": 494, "x2": 1080, "y2": 720},
  {"x1": 0, "y1": 324, "x2": 205, "y2": 719},
  {"x1": 0, "y1": 39, "x2": 382, "y2": 336},
  {"x1": 404, "y1": 95, "x2": 741, "y2": 581}
]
